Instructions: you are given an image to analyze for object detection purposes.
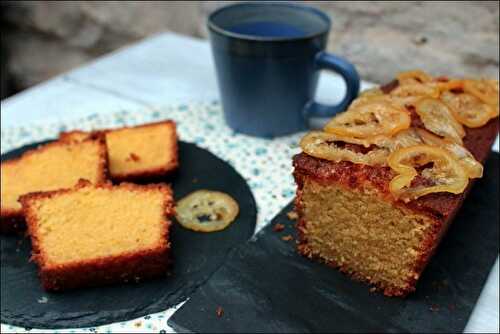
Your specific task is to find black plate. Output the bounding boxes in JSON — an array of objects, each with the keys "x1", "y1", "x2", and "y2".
[
  {"x1": 0, "y1": 140, "x2": 257, "y2": 329},
  {"x1": 169, "y1": 153, "x2": 499, "y2": 333}
]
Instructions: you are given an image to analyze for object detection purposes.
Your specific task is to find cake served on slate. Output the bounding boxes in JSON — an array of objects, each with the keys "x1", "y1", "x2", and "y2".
[
  {"x1": 0, "y1": 138, "x2": 108, "y2": 233},
  {"x1": 20, "y1": 180, "x2": 174, "y2": 291},
  {"x1": 293, "y1": 71, "x2": 499, "y2": 296},
  {"x1": 60, "y1": 120, "x2": 179, "y2": 181}
]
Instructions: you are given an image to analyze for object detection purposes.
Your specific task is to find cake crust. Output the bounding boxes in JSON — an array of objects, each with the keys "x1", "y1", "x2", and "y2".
[
  {"x1": 0, "y1": 138, "x2": 108, "y2": 233},
  {"x1": 20, "y1": 180, "x2": 174, "y2": 291}
]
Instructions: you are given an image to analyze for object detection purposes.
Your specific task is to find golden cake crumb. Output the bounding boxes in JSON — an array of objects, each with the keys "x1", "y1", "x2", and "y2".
[
  {"x1": 20, "y1": 181, "x2": 174, "y2": 291},
  {"x1": 287, "y1": 211, "x2": 298, "y2": 221},
  {"x1": 273, "y1": 223, "x2": 285, "y2": 232},
  {"x1": 216, "y1": 306, "x2": 224, "y2": 318},
  {"x1": 60, "y1": 120, "x2": 178, "y2": 181}
]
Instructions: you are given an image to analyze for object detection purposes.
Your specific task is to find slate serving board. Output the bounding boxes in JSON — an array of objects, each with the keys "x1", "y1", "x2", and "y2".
[
  {"x1": 0, "y1": 140, "x2": 257, "y2": 329},
  {"x1": 169, "y1": 153, "x2": 499, "y2": 333}
]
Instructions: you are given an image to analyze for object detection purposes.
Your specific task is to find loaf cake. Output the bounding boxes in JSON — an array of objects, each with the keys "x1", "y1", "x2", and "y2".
[
  {"x1": 294, "y1": 72, "x2": 499, "y2": 296},
  {"x1": 60, "y1": 120, "x2": 179, "y2": 181},
  {"x1": 0, "y1": 138, "x2": 108, "y2": 233},
  {"x1": 20, "y1": 180, "x2": 174, "y2": 291}
]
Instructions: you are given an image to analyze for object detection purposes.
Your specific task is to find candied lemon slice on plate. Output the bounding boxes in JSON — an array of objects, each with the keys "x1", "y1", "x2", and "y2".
[
  {"x1": 387, "y1": 145, "x2": 469, "y2": 201},
  {"x1": 175, "y1": 190, "x2": 239, "y2": 232}
]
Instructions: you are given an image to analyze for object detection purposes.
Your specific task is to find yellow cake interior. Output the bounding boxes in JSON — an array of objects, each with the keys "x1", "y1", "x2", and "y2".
[
  {"x1": 30, "y1": 186, "x2": 167, "y2": 266},
  {"x1": 299, "y1": 179, "x2": 436, "y2": 292},
  {"x1": 105, "y1": 123, "x2": 175, "y2": 176},
  {"x1": 1, "y1": 141, "x2": 103, "y2": 212}
]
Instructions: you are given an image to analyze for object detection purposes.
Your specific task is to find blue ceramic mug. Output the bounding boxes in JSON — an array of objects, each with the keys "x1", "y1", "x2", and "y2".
[{"x1": 208, "y1": 2, "x2": 360, "y2": 137}]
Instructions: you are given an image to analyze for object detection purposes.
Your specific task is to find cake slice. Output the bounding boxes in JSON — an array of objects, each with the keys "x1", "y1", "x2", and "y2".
[
  {"x1": 294, "y1": 74, "x2": 499, "y2": 296},
  {"x1": 60, "y1": 120, "x2": 179, "y2": 181},
  {"x1": 0, "y1": 138, "x2": 108, "y2": 233},
  {"x1": 20, "y1": 180, "x2": 174, "y2": 291}
]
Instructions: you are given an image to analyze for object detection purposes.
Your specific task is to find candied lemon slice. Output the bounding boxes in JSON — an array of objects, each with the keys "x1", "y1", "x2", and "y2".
[
  {"x1": 312, "y1": 132, "x2": 380, "y2": 148},
  {"x1": 416, "y1": 129, "x2": 483, "y2": 178},
  {"x1": 324, "y1": 100, "x2": 411, "y2": 138},
  {"x1": 315, "y1": 128, "x2": 424, "y2": 153},
  {"x1": 374, "y1": 128, "x2": 424, "y2": 151},
  {"x1": 359, "y1": 87, "x2": 385, "y2": 98},
  {"x1": 486, "y1": 79, "x2": 499, "y2": 93},
  {"x1": 436, "y1": 79, "x2": 465, "y2": 92},
  {"x1": 397, "y1": 70, "x2": 433, "y2": 85},
  {"x1": 390, "y1": 83, "x2": 440, "y2": 99},
  {"x1": 464, "y1": 79, "x2": 499, "y2": 106},
  {"x1": 348, "y1": 93, "x2": 392, "y2": 110},
  {"x1": 175, "y1": 190, "x2": 239, "y2": 232},
  {"x1": 441, "y1": 91, "x2": 497, "y2": 128},
  {"x1": 300, "y1": 131, "x2": 389, "y2": 166},
  {"x1": 415, "y1": 97, "x2": 465, "y2": 144},
  {"x1": 388, "y1": 145, "x2": 468, "y2": 201}
]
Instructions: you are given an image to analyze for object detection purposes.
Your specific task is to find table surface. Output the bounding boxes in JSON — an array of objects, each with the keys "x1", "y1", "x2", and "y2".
[{"x1": 1, "y1": 32, "x2": 498, "y2": 333}]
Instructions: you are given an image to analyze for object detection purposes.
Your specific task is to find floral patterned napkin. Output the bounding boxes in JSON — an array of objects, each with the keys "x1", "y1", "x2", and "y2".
[{"x1": 1, "y1": 101, "x2": 304, "y2": 333}]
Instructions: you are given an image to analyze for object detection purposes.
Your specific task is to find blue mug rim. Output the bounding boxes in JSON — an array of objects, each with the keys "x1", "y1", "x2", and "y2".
[{"x1": 207, "y1": 2, "x2": 331, "y2": 42}]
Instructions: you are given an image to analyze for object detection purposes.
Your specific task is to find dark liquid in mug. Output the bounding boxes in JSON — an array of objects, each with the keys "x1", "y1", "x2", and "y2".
[{"x1": 229, "y1": 21, "x2": 305, "y2": 38}]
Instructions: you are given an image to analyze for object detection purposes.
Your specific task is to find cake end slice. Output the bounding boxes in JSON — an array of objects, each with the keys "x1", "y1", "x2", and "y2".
[
  {"x1": 294, "y1": 166, "x2": 440, "y2": 296},
  {"x1": 20, "y1": 180, "x2": 174, "y2": 291}
]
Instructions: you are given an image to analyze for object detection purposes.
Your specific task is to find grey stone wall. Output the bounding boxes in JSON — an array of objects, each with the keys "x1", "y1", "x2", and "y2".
[{"x1": 2, "y1": 1, "x2": 499, "y2": 91}]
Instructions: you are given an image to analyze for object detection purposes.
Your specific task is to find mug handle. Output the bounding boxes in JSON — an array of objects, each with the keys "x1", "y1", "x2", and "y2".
[{"x1": 303, "y1": 52, "x2": 360, "y2": 119}]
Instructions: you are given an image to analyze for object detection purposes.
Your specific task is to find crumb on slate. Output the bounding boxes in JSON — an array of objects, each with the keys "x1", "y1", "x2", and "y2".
[
  {"x1": 287, "y1": 210, "x2": 298, "y2": 221},
  {"x1": 281, "y1": 235, "x2": 293, "y2": 241},
  {"x1": 37, "y1": 296, "x2": 48, "y2": 304},
  {"x1": 216, "y1": 306, "x2": 224, "y2": 318},
  {"x1": 273, "y1": 223, "x2": 285, "y2": 232}
]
